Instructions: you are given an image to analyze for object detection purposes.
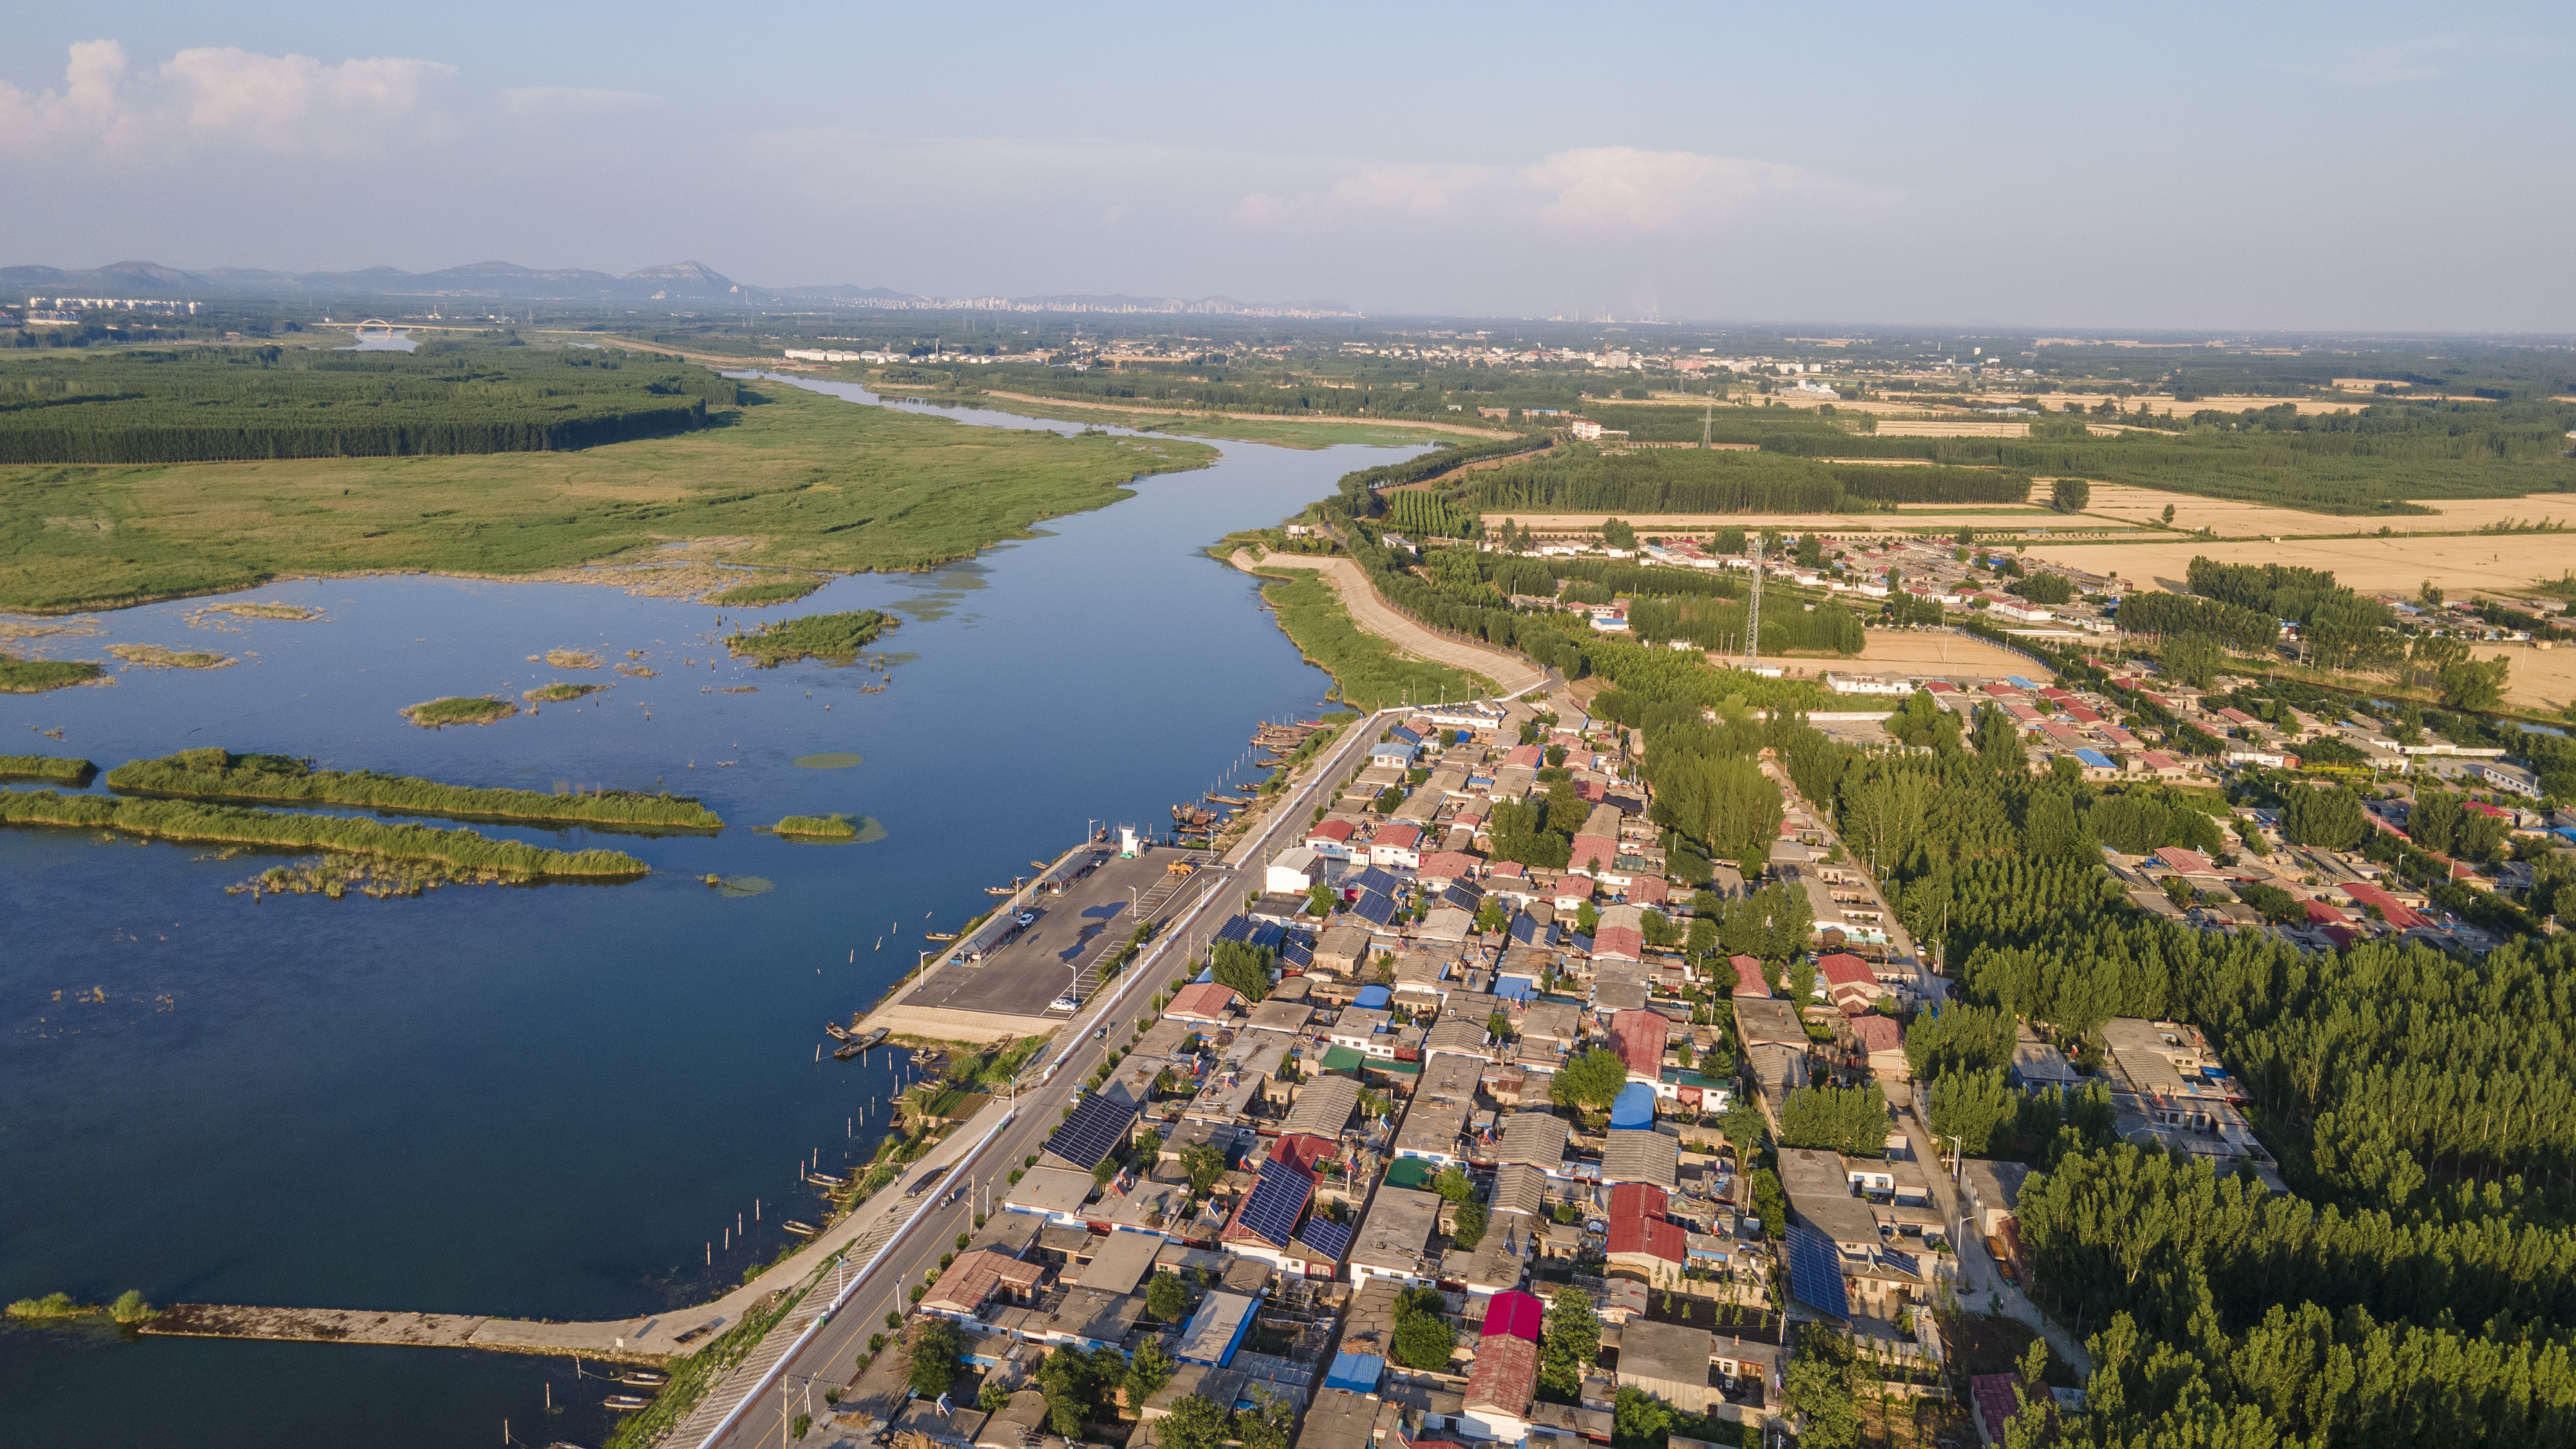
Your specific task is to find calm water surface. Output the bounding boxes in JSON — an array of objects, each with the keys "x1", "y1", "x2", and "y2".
[{"x1": 0, "y1": 384, "x2": 1416, "y2": 1447}]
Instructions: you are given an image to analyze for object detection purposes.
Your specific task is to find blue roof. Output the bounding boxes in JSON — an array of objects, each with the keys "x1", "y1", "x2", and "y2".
[
  {"x1": 1390, "y1": 726, "x2": 1422, "y2": 744},
  {"x1": 2007, "y1": 675, "x2": 2040, "y2": 688},
  {"x1": 1353, "y1": 983, "x2": 1394, "y2": 1010},
  {"x1": 2074, "y1": 748, "x2": 2115, "y2": 768},
  {"x1": 1493, "y1": 978, "x2": 1537, "y2": 1003},
  {"x1": 1609, "y1": 1083, "x2": 1658, "y2": 1130},
  {"x1": 1786, "y1": 1224, "x2": 1851, "y2": 1319},
  {"x1": 1324, "y1": 1352, "x2": 1386, "y2": 1395}
]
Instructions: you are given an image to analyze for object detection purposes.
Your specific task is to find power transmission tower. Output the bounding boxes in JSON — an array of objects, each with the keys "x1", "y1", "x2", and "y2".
[
  {"x1": 1743, "y1": 531, "x2": 1764, "y2": 668},
  {"x1": 1700, "y1": 393, "x2": 1712, "y2": 450}
]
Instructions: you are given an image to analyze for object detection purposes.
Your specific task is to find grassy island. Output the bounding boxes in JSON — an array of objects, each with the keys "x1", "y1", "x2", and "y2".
[
  {"x1": 400, "y1": 696, "x2": 518, "y2": 728},
  {"x1": 6, "y1": 1290, "x2": 154, "y2": 1323},
  {"x1": 105, "y1": 748, "x2": 724, "y2": 830},
  {"x1": 0, "y1": 654, "x2": 104, "y2": 692},
  {"x1": 0, "y1": 754, "x2": 97, "y2": 785},
  {"x1": 724, "y1": 610, "x2": 894, "y2": 666},
  {"x1": 0, "y1": 790, "x2": 649, "y2": 877},
  {"x1": 709, "y1": 576, "x2": 824, "y2": 607},
  {"x1": 106, "y1": 643, "x2": 235, "y2": 670},
  {"x1": 773, "y1": 813, "x2": 858, "y2": 838},
  {"x1": 524, "y1": 681, "x2": 606, "y2": 703}
]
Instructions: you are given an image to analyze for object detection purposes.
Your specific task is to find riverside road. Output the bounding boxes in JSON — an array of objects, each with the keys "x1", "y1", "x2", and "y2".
[{"x1": 693, "y1": 707, "x2": 1394, "y2": 1449}]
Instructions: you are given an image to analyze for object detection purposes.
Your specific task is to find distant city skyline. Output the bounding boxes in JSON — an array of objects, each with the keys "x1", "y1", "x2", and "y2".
[{"x1": 3, "y1": 3, "x2": 2570, "y2": 333}]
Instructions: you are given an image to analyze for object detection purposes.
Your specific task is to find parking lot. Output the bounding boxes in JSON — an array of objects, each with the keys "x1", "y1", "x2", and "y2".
[{"x1": 889, "y1": 848, "x2": 1193, "y2": 1019}]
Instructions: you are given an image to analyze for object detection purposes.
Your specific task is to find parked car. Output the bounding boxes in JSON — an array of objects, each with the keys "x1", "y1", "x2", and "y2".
[{"x1": 1016, "y1": 911, "x2": 1039, "y2": 927}]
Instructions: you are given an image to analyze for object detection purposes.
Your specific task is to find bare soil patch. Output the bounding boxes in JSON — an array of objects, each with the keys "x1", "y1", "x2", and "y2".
[
  {"x1": 1834, "y1": 631, "x2": 2053, "y2": 680},
  {"x1": 2025, "y1": 531, "x2": 2570, "y2": 599},
  {"x1": 2076, "y1": 484, "x2": 2571, "y2": 539}
]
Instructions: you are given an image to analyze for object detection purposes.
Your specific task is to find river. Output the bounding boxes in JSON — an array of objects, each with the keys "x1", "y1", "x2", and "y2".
[{"x1": 0, "y1": 381, "x2": 1420, "y2": 1448}]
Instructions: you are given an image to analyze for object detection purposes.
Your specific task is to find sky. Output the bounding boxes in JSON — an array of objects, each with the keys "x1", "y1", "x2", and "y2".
[{"x1": 3, "y1": 2, "x2": 2571, "y2": 333}]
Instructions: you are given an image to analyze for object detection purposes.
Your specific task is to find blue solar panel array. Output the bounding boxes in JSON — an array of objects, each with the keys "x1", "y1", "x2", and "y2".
[
  {"x1": 1214, "y1": 914, "x2": 1286, "y2": 952},
  {"x1": 1785, "y1": 1224, "x2": 1851, "y2": 1319},
  {"x1": 1346, "y1": 867, "x2": 1403, "y2": 898},
  {"x1": 1278, "y1": 934, "x2": 1314, "y2": 970},
  {"x1": 1044, "y1": 1093, "x2": 1134, "y2": 1172},
  {"x1": 1348, "y1": 892, "x2": 1398, "y2": 927},
  {"x1": 1439, "y1": 882, "x2": 1483, "y2": 913},
  {"x1": 1297, "y1": 1213, "x2": 1353, "y2": 1260},
  {"x1": 1237, "y1": 1157, "x2": 1311, "y2": 1247}
]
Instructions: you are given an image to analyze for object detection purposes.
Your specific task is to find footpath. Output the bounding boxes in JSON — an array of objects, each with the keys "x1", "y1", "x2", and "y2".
[{"x1": 1229, "y1": 549, "x2": 1547, "y2": 697}]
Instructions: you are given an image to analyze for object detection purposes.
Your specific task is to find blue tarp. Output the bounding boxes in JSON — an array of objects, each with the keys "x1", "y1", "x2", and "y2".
[
  {"x1": 1494, "y1": 977, "x2": 1539, "y2": 1003},
  {"x1": 1609, "y1": 1082, "x2": 1657, "y2": 1130},
  {"x1": 1325, "y1": 1351, "x2": 1386, "y2": 1394},
  {"x1": 2074, "y1": 748, "x2": 2115, "y2": 768},
  {"x1": 1354, "y1": 983, "x2": 1394, "y2": 1010}
]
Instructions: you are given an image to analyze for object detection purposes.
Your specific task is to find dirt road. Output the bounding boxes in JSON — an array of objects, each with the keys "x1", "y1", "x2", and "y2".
[{"x1": 1230, "y1": 550, "x2": 1548, "y2": 697}]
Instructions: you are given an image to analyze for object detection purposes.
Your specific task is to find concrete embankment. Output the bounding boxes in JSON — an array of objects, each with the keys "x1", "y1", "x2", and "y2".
[{"x1": 142, "y1": 1303, "x2": 668, "y2": 1363}]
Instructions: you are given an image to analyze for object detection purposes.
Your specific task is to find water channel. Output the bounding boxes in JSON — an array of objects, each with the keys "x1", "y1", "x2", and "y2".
[{"x1": 0, "y1": 381, "x2": 1422, "y2": 1447}]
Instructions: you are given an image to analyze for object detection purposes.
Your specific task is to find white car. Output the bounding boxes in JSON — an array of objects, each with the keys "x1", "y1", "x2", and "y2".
[{"x1": 1016, "y1": 911, "x2": 1039, "y2": 927}]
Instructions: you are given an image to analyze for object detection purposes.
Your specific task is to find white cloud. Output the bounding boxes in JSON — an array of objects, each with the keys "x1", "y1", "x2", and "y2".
[
  {"x1": 1523, "y1": 146, "x2": 1883, "y2": 231},
  {"x1": 0, "y1": 40, "x2": 453, "y2": 162}
]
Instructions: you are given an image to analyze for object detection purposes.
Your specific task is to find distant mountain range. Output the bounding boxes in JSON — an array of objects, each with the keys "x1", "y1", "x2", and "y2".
[{"x1": 2, "y1": 259, "x2": 1359, "y2": 317}]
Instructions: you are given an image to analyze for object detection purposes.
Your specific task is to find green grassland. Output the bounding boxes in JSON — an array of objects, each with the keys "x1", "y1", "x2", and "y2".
[
  {"x1": 927, "y1": 388, "x2": 1491, "y2": 449},
  {"x1": 104, "y1": 748, "x2": 723, "y2": 830},
  {"x1": 706, "y1": 576, "x2": 824, "y2": 606},
  {"x1": 400, "y1": 696, "x2": 516, "y2": 728},
  {"x1": 1253, "y1": 567, "x2": 1492, "y2": 710},
  {"x1": 772, "y1": 813, "x2": 858, "y2": 838},
  {"x1": 0, "y1": 790, "x2": 647, "y2": 877},
  {"x1": 0, "y1": 378, "x2": 1215, "y2": 613},
  {"x1": 0, "y1": 654, "x2": 103, "y2": 692}
]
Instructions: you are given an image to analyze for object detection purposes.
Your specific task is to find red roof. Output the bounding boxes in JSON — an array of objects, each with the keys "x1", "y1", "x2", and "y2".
[
  {"x1": 1481, "y1": 1290, "x2": 1545, "y2": 1343},
  {"x1": 1625, "y1": 875, "x2": 1671, "y2": 905},
  {"x1": 1568, "y1": 835, "x2": 1618, "y2": 874},
  {"x1": 1464, "y1": 1332, "x2": 1539, "y2": 1415},
  {"x1": 1607, "y1": 1214, "x2": 1687, "y2": 1263},
  {"x1": 2342, "y1": 882, "x2": 2426, "y2": 930},
  {"x1": 2066, "y1": 705, "x2": 2103, "y2": 723},
  {"x1": 1609, "y1": 1182, "x2": 1669, "y2": 1220},
  {"x1": 1417, "y1": 850, "x2": 1482, "y2": 882},
  {"x1": 1727, "y1": 955, "x2": 1771, "y2": 996},
  {"x1": 1307, "y1": 820, "x2": 1355, "y2": 843},
  {"x1": 1925, "y1": 681, "x2": 1960, "y2": 693},
  {"x1": 1849, "y1": 1014, "x2": 1904, "y2": 1054},
  {"x1": 1166, "y1": 982, "x2": 1242, "y2": 1021},
  {"x1": 1971, "y1": 1374, "x2": 2022, "y2": 1443},
  {"x1": 1372, "y1": 822, "x2": 1423, "y2": 849},
  {"x1": 2302, "y1": 898, "x2": 2349, "y2": 925},
  {"x1": 1609, "y1": 1010, "x2": 1668, "y2": 1078},
  {"x1": 2155, "y1": 847, "x2": 2215, "y2": 876},
  {"x1": 1817, "y1": 953, "x2": 1875, "y2": 988},
  {"x1": 1271, "y1": 1133, "x2": 1339, "y2": 1174},
  {"x1": 1503, "y1": 744, "x2": 1543, "y2": 767},
  {"x1": 1591, "y1": 926, "x2": 1643, "y2": 961}
]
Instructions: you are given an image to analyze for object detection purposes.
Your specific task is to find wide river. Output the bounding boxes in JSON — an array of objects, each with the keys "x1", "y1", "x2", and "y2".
[{"x1": 0, "y1": 381, "x2": 1420, "y2": 1447}]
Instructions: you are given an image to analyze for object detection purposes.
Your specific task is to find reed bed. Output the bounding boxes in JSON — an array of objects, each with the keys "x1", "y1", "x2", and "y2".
[
  {"x1": 0, "y1": 654, "x2": 103, "y2": 692},
  {"x1": 399, "y1": 695, "x2": 517, "y2": 728},
  {"x1": 723, "y1": 609, "x2": 893, "y2": 666},
  {"x1": 106, "y1": 748, "x2": 723, "y2": 830},
  {"x1": 0, "y1": 790, "x2": 649, "y2": 877},
  {"x1": 0, "y1": 753, "x2": 96, "y2": 785},
  {"x1": 772, "y1": 813, "x2": 858, "y2": 838}
]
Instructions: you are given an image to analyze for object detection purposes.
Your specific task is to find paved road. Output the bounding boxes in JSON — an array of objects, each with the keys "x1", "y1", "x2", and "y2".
[{"x1": 695, "y1": 708, "x2": 1396, "y2": 1449}]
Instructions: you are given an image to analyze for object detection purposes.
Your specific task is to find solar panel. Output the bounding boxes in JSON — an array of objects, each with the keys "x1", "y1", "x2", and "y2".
[
  {"x1": 1348, "y1": 893, "x2": 1397, "y2": 927},
  {"x1": 1786, "y1": 1224, "x2": 1851, "y2": 1319},
  {"x1": 1346, "y1": 867, "x2": 1402, "y2": 898},
  {"x1": 1439, "y1": 882, "x2": 1482, "y2": 913},
  {"x1": 1043, "y1": 1093, "x2": 1135, "y2": 1172},
  {"x1": 1213, "y1": 915, "x2": 1286, "y2": 952},
  {"x1": 1297, "y1": 1213, "x2": 1352, "y2": 1260},
  {"x1": 1237, "y1": 1157, "x2": 1312, "y2": 1248},
  {"x1": 1278, "y1": 936, "x2": 1314, "y2": 970}
]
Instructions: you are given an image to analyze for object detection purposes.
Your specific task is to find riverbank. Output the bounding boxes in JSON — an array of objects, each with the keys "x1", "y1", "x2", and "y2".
[{"x1": 1231, "y1": 549, "x2": 1541, "y2": 702}]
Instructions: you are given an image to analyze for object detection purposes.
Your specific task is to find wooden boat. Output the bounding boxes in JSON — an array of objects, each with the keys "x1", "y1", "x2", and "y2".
[
  {"x1": 983, "y1": 877, "x2": 1027, "y2": 896},
  {"x1": 1206, "y1": 792, "x2": 1254, "y2": 806},
  {"x1": 603, "y1": 1394, "x2": 654, "y2": 1411},
  {"x1": 781, "y1": 1220, "x2": 820, "y2": 1237},
  {"x1": 618, "y1": 1370, "x2": 669, "y2": 1387},
  {"x1": 855, "y1": 1027, "x2": 889, "y2": 1052},
  {"x1": 824, "y1": 1022, "x2": 853, "y2": 1043},
  {"x1": 807, "y1": 1171, "x2": 846, "y2": 1188},
  {"x1": 925, "y1": 930, "x2": 958, "y2": 942},
  {"x1": 833, "y1": 1041, "x2": 863, "y2": 1061}
]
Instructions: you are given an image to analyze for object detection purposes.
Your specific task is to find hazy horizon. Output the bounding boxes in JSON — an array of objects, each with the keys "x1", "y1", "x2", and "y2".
[{"x1": 4, "y1": 3, "x2": 2571, "y2": 334}]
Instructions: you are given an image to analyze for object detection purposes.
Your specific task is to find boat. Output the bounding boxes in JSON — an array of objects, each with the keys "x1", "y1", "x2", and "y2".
[
  {"x1": 824, "y1": 1022, "x2": 853, "y2": 1043},
  {"x1": 781, "y1": 1220, "x2": 820, "y2": 1237},
  {"x1": 807, "y1": 1171, "x2": 846, "y2": 1188},
  {"x1": 1206, "y1": 792, "x2": 1254, "y2": 806},
  {"x1": 925, "y1": 930, "x2": 958, "y2": 942},
  {"x1": 618, "y1": 1370, "x2": 669, "y2": 1387},
  {"x1": 983, "y1": 877, "x2": 1027, "y2": 896},
  {"x1": 833, "y1": 1041, "x2": 863, "y2": 1061},
  {"x1": 603, "y1": 1394, "x2": 654, "y2": 1411},
  {"x1": 855, "y1": 1027, "x2": 889, "y2": 1052}
]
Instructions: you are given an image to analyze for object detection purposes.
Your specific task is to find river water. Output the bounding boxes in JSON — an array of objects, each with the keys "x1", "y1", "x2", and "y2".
[{"x1": 0, "y1": 383, "x2": 1416, "y2": 1447}]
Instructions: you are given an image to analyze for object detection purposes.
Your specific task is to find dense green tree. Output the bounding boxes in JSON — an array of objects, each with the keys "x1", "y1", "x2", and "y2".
[
  {"x1": 1146, "y1": 1270, "x2": 1193, "y2": 1324},
  {"x1": 1778, "y1": 1083, "x2": 1889, "y2": 1157},
  {"x1": 907, "y1": 1316, "x2": 965, "y2": 1397},
  {"x1": 1539, "y1": 1287, "x2": 1602, "y2": 1400},
  {"x1": 1209, "y1": 940, "x2": 1275, "y2": 1003},
  {"x1": 1125, "y1": 1336, "x2": 1176, "y2": 1405},
  {"x1": 1390, "y1": 1287, "x2": 1455, "y2": 1370},
  {"x1": 1904, "y1": 1003, "x2": 2016, "y2": 1081},
  {"x1": 2050, "y1": 478, "x2": 2091, "y2": 514},
  {"x1": 1551, "y1": 1050, "x2": 1630, "y2": 1111},
  {"x1": 2282, "y1": 783, "x2": 2367, "y2": 849},
  {"x1": 1782, "y1": 1326, "x2": 1859, "y2": 1449},
  {"x1": 1159, "y1": 1394, "x2": 1231, "y2": 1449}
]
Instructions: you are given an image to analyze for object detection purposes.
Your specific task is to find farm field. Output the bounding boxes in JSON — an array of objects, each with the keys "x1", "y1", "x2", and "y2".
[
  {"x1": 1830, "y1": 629, "x2": 2054, "y2": 680},
  {"x1": 2025, "y1": 529, "x2": 2569, "y2": 598},
  {"x1": 2077, "y1": 483, "x2": 2571, "y2": 538},
  {"x1": 1482, "y1": 507, "x2": 2070, "y2": 536},
  {"x1": 2479, "y1": 641, "x2": 2576, "y2": 715}
]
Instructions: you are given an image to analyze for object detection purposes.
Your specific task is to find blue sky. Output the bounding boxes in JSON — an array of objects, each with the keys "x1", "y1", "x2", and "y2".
[{"x1": 3, "y1": 2, "x2": 2570, "y2": 330}]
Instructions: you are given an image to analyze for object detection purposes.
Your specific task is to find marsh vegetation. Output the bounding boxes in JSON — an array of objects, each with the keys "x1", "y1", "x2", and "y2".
[
  {"x1": 707, "y1": 576, "x2": 824, "y2": 607},
  {"x1": 771, "y1": 813, "x2": 858, "y2": 838},
  {"x1": 0, "y1": 789, "x2": 649, "y2": 877},
  {"x1": 0, "y1": 654, "x2": 103, "y2": 692},
  {"x1": 523, "y1": 681, "x2": 605, "y2": 703},
  {"x1": 723, "y1": 609, "x2": 894, "y2": 666},
  {"x1": 106, "y1": 748, "x2": 723, "y2": 829},
  {"x1": 399, "y1": 696, "x2": 517, "y2": 728},
  {"x1": 0, "y1": 753, "x2": 96, "y2": 784},
  {"x1": 106, "y1": 643, "x2": 235, "y2": 670}
]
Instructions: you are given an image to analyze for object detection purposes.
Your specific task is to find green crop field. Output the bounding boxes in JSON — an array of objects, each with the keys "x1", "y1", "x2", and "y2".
[{"x1": 0, "y1": 376, "x2": 1214, "y2": 613}]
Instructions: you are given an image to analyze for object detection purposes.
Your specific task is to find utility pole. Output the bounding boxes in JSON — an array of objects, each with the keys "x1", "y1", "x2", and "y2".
[{"x1": 1744, "y1": 531, "x2": 1765, "y2": 669}]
